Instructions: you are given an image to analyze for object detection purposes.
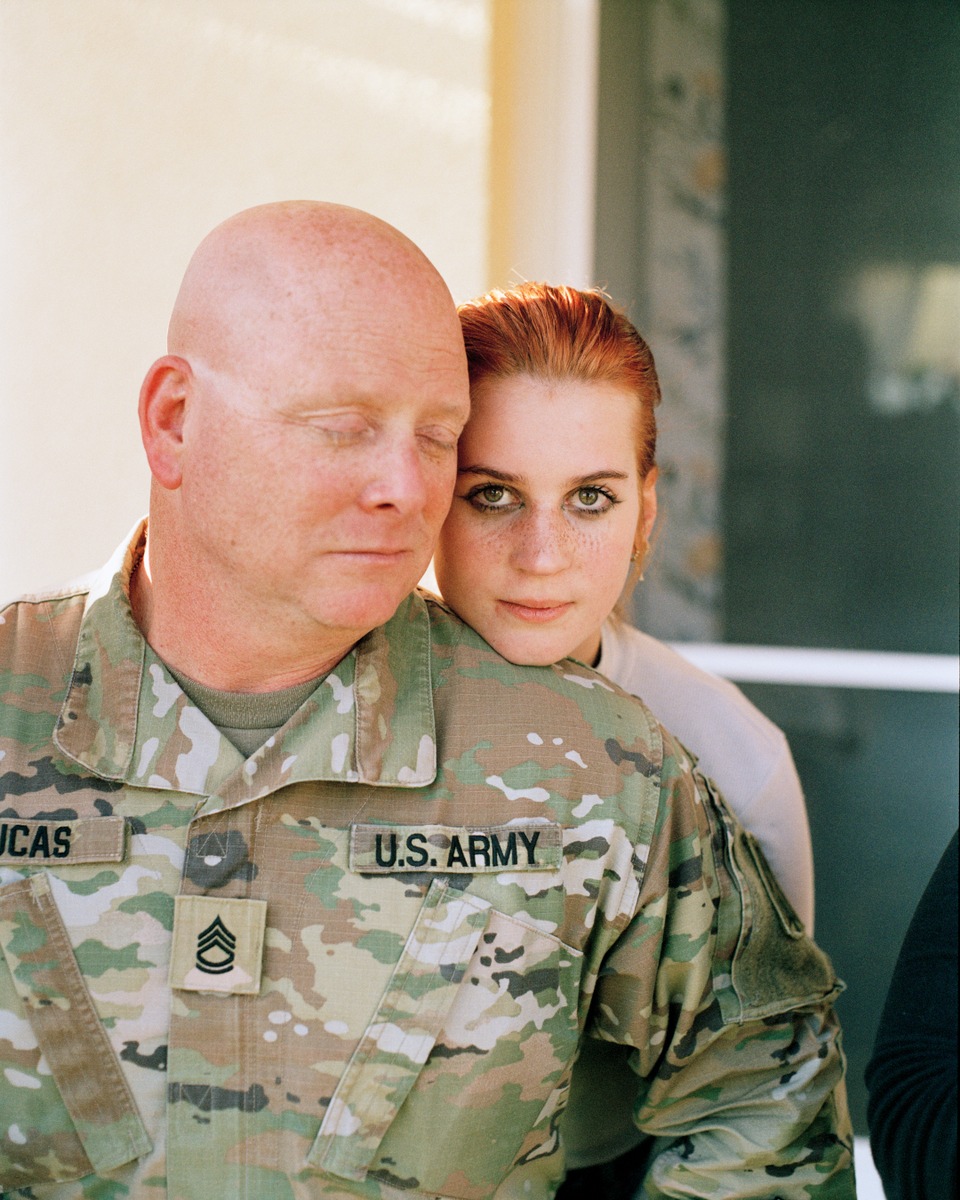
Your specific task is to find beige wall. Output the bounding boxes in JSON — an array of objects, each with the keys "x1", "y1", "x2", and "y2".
[
  {"x1": 488, "y1": 0, "x2": 598, "y2": 289},
  {"x1": 0, "y1": 0, "x2": 493, "y2": 597}
]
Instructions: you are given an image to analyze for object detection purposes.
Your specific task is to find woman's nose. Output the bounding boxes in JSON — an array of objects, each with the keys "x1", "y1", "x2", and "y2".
[{"x1": 509, "y1": 509, "x2": 574, "y2": 574}]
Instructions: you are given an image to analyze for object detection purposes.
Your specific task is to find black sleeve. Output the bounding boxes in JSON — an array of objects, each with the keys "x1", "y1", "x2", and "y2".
[{"x1": 865, "y1": 829, "x2": 958, "y2": 1200}]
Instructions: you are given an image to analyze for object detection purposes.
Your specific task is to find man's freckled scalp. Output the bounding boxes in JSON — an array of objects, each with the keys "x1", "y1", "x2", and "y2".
[{"x1": 167, "y1": 201, "x2": 462, "y2": 382}]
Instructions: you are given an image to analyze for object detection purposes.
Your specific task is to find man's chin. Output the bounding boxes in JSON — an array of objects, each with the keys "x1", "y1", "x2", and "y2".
[{"x1": 312, "y1": 584, "x2": 417, "y2": 642}]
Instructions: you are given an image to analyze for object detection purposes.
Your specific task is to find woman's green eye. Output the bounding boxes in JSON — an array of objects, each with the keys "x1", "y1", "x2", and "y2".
[
  {"x1": 570, "y1": 486, "x2": 617, "y2": 514},
  {"x1": 464, "y1": 483, "x2": 516, "y2": 512}
]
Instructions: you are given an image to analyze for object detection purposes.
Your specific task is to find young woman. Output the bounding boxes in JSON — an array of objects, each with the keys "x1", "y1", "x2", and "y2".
[{"x1": 433, "y1": 282, "x2": 814, "y2": 930}]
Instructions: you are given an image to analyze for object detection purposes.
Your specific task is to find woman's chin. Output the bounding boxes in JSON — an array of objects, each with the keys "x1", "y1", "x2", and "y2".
[{"x1": 483, "y1": 632, "x2": 575, "y2": 668}]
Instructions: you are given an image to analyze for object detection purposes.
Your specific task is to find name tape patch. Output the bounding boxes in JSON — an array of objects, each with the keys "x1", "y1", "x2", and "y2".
[
  {"x1": 350, "y1": 822, "x2": 562, "y2": 874},
  {"x1": 170, "y1": 895, "x2": 267, "y2": 995},
  {"x1": 0, "y1": 816, "x2": 126, "y2": 865}
]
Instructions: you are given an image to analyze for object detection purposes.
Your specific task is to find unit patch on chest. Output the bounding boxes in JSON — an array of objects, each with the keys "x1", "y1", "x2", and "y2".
[{"x1": 349, "y1": 822, "x2": 562, "y2": 873}]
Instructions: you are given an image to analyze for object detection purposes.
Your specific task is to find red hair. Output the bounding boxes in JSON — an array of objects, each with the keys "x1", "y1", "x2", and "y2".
[{"x1": 457, "y1": 282, "x2": 660, "y2": 476}]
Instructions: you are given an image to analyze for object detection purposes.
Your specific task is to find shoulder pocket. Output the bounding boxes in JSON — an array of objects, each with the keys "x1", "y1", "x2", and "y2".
[
  {"x1": 742, "y1": 829, "x2": 806, "y2": 939},
  {"x1": 702, "y1": 778, "x2": 841, "y2": 1025},
  {"x1": 0, "y1": 872, "x2": 151, "y2": 1188}
]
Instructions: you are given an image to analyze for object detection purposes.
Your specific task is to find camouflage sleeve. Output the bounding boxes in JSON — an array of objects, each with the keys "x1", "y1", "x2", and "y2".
[{"x1": 587, "y1": 729, "x2": 855, "y2": 1198}]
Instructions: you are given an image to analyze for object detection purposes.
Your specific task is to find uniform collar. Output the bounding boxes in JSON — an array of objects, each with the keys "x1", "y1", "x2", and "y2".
[{"x1": 54, "y1": 522, "x2": 437, "y2": 800}]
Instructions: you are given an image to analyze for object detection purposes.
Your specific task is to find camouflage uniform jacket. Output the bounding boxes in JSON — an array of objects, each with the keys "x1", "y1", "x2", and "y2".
[{"x1": 0, "y1": 526, "x2": 854, "y2": 1199}]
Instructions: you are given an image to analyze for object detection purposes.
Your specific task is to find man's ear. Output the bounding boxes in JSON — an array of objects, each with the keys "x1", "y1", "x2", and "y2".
[{"x1": 139, "y1": 355, "x2": 191, "y2": 490}]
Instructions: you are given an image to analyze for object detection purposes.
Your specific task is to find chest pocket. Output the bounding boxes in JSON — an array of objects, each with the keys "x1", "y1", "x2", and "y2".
[
  {"x1": 0, "y1": 872, "x2": 151, "y2": 1188},
  {"x1": 308, "y1": 878, "x2": 583, "y2": 1198}
]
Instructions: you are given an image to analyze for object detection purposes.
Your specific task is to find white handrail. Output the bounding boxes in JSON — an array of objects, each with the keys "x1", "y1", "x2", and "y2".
[{"x1": 668, "y1": 643, "x2": 960, "y2": 693}]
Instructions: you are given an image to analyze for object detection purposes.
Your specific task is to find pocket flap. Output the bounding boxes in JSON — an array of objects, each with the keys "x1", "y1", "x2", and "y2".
[
  {"x1": 0, "y1": 872, "x2": 152, "y2": 1178},
  {"x1": 307, "y1": 879, "x2": 490, "y2": 1181}
]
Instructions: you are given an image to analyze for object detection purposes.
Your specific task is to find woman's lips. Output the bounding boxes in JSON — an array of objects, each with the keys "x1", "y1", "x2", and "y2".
[{"x1": 497, "y1": 600, "x2": 572, "y2": 622}]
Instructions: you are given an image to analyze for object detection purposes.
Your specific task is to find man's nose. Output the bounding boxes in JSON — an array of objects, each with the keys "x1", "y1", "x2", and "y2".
[
  {"x1": 510, "y1": 509, "x2": 574, "y2": 574},
  {"x1": 357, "y1": 434, "x2": 432, "y2": 515}
]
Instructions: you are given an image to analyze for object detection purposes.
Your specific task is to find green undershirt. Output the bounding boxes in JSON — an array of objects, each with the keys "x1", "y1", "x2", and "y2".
[{"x1": 167, "y1": 667, "x2": 325, "y2": 758}]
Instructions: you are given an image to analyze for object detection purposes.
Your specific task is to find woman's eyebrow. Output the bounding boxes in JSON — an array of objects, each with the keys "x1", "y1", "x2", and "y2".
[
  {"x1": 571, "y1": 470, "x2": 631, "y2": 485},
  {"x1": 457, "y1": 466, "x2": 632, "y2": 484},
  {"x1": 456, "y1": 465, "x2": 522, "y2": 481}
]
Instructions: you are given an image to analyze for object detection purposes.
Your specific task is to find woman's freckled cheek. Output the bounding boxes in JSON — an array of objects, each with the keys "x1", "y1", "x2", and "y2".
[
  {"x1": 577, "y1": 526, "x2": 606, "y2": 548},
  {"x1": 565, "y1": 527, "x2": 606, "y2": 558},
  {"x1": 476, "y1": 524, "x2": 509, "y2": 553}
]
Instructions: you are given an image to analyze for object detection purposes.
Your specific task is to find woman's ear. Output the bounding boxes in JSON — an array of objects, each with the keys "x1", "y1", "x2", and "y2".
[
  {"x1": 639, "y1": 465, "x2": 658, "y2": 544},
  {"x1": 139, "y1": 355, "x2": 191, "y2": 490}
]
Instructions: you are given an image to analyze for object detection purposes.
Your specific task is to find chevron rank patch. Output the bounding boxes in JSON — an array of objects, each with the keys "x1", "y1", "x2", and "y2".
[
  {"x1": 169, "y1": 895, "x2": 267, "y2": 995},
  {"x1": 349, "y1": 822, "x2": 562, "y2": 874}
]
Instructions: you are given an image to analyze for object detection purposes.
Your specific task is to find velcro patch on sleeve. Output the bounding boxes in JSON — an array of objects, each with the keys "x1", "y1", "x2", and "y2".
[
  {"x1": 169, "y1": 895, "x2": 267, "y2": 995},
  {"x1": 0, "y1": 816, "x2": 126, "y2": 865},
  {"x1": 349, "y1": 822, "x2": 562, "y2": 874}
]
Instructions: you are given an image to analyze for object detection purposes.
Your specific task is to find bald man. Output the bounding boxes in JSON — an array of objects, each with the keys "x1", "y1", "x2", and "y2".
[
  {"x1": 0, "y1": 203, "x2": 853, "y2": 1199},
  {"x1": 137, "y1": 201, "x2": 469, "y2": 687}
]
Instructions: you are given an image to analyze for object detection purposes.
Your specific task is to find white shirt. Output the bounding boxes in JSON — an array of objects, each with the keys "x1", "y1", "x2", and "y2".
[{"x1": 597, "y1": 617, "x2": 815, "y2": 931}]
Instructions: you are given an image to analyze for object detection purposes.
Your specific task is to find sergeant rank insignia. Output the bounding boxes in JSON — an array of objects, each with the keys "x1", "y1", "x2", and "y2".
[
  {"x1": 195, "y1": 915, "x2": 237, "y2": 974},
  {"x1": 169, "y1": 895, "x2": 267, "y2": 995}
]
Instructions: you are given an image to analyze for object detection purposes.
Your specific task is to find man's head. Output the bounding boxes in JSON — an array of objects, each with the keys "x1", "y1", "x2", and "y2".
[{"x1": 137, "y1": 201, "x2": 470, "y2": 689}]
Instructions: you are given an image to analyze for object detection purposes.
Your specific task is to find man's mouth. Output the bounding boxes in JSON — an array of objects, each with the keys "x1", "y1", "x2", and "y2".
[{"x1": 331, "y1": 547, "x2": 413, "y2": 560}]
